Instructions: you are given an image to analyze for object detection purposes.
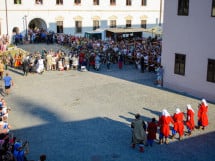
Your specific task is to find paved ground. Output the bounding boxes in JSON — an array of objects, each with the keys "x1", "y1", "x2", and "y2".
[{"x1": 3, "y1": 44, "x2": 215, "y2": 161}]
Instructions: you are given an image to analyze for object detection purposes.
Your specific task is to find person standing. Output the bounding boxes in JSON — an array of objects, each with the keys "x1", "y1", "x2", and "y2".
[
  {"x1": 22, "y1": 55, "x2": 30, "y2": 76},
  {"x1": 118, "y1": 52, "x2": 123, "y2": 69},
  {"x1": 185, "y1": 104, "x2": 195, "y2": 136},
  {"x1": 155, "y1": 65, "x2": 164, "y2": 87},
  {"x1": 3, "y1": 73, "x2": 14, "y2": 95},
  {"x1": 197, "y1": 99, "x2": 209, "y2": 130},
  {"x1": 0, "y1": 60, "x2": 4, "y2": 80},
  {"x1": 171, "y1": 108, "x2": 184, "y2": 140},
  {"x1": 131, "y1": 113, "x2": 147, "y2": 152}
]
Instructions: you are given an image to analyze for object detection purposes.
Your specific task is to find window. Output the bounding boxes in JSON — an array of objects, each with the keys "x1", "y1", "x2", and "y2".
[
  {"x1": 142, "y1": 0, "x2": 147, "y2": 6},
  {"x1": 126, "y1": 0, "x2": 131, "y2": 6},
  {"x1": 110, "y1": 20, "x2": 116, "y2": 28},
  {"x1": 141, "y1": 20, "x2": 147, "y2": 28},
  {"x1": 56, "y1": 0, "x2": 63, "y2": 5},
  {"x1": 35, "y1": 0, "x2": 43, "y2": 4},
  {"x1": 110, "y1": 0, "x2": 116, "y2": 5},
  {"x1": 207, "y1": 59, "x2": 215, "y2": 83},
  {"x1": 93, "y1": 20, "x2": 100, "y2": 30},
  {"x1": 14, "y1": 0, "x2": 22, "y2": 4},
  {"x1": 177, "y1": 0, "x2": 189, "y2": 16},
  {"x1": 75, "y1": 21, "x2": 82, "y2": 33},
  {"x1": 93, "y1": 0, "x2": 99, "y2": 5},
  {"x1": 74, "y1": 0, "x2": 81, "y2": 5},
  {"x1": 126, "y1": 20, "x2": 132, "y2": 28},
  {"x1": 212, "y1": 0, "x2": 215, "y2": 17},
  {"x1": 174, "y1": 53, "x2": 186, "y2": 75},
  {"x1": 57, "y1": 21, "x2": 63, "y2": 33}
]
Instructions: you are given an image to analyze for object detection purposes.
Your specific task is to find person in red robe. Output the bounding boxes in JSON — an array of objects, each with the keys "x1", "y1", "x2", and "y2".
[
  {"x1": 185, "y1": 104, "x2": 195, "y2": 136},
  {"x1": 147, "y1": 118, "x2": 157, "y2": 146},
  {"x1": 158, "y1": 109, "x2": 174, "y2": 144},
  {"x1": 197, "y1": 99, "x2": 209, "y2": 130},
  {"x1": 171, "y1": 108, "x2": 184, "y2": 140}
]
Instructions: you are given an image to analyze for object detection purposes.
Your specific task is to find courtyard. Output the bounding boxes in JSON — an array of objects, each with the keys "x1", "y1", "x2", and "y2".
[{"x1": 3, "y1": 44, "x2": 215, "y2": 161}]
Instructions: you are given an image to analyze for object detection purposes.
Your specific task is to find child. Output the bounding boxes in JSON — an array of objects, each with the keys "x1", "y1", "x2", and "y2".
[{"x1": 147, "y1": 118, "x2": 157, "y2": 146}]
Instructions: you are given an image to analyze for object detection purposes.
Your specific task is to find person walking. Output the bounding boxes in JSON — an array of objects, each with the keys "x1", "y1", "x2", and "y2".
[
  {"x1": 147, "y1": 118, "x2": 157, "y2": 146},
  {"x1": 131, "y1": 113, "x2": 147, "y2": 152},
  {"x1": 3, "y1": 73, "x2": 14, "y2": 95},
  {"x1": 171, "y1": 108, "x2": 184, "y2": 140},
  {"x1": 158, "y1": 109, "x2": 174, "y2": 144},
  {"x1": 197, "y1": 99, "x2": 209, "y2": 130},
  {"x1": 185, "y1": 104, "x2": 195, "y2": 136}
]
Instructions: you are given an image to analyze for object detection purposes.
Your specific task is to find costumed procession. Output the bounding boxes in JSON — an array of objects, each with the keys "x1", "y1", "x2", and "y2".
[{"x1": 130, "y1": 99, "x2": 209, "y2": 153}]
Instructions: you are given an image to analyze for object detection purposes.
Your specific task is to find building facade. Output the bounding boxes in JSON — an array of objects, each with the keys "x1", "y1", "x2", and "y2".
[
  {"x1": 162, "y1": 0, "x2": 215, "y2": 102},
  {"x1": 0, "y1": 0, "x2": 163, "y2": 38}
]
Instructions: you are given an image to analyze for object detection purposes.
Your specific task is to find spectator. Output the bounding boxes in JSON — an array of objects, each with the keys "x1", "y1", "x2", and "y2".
[
  {"x1": 155, "y1": 65, "x2": 163, "y2": 87},
  {"x1": 3, "y1": 73, "x2": 14, "y2": 95}
]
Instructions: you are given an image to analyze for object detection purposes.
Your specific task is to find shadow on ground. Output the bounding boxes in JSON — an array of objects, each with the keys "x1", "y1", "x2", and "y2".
[{"x1": 10, "y1": 96, "x2": 215, "y2": 161}]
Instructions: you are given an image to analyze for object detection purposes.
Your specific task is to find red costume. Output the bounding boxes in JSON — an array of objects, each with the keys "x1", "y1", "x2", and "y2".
[
  {"x1": 186, "y1": 107, "x2": 195, "y2": 131},
  {"x1": 172, "y1": 112, "x2": 184, "y2": 137},
  {"x1": 158, "y1": 114, "x2": 173, "y2": 137},
  {"x1": 147, "y1": 121, "x2": 157, "y2": 140},
  {"x1": 198, "y1": 99, "x2": 209, "y2": 127}
]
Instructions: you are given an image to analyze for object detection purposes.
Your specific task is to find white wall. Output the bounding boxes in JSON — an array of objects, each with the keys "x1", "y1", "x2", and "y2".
[
  {"x1": 0, "y1": 0, "x2": 162, "y2": 36},
  {"x1": 162, "y1": 0, "x2": 215, "y2": 102}
]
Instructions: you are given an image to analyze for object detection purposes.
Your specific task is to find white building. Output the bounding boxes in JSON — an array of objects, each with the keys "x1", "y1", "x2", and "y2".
[
  {"x1": 162, "y1": 0, "x2": 215, "y2": 102},
  {"x1": 0, "y1": 0, "x2": 163, "y2": 38}
]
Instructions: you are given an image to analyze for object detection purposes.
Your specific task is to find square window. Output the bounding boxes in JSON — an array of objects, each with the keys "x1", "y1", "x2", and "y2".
[
  {"x1": 177, "y1": 0, "x2": 189, "y2": 16},
  {"x1": 207, "y1": 59, "x2": 215, "y2": 83},
  {"x1": 212, "y1": 0, "x2": 215, "y2": 17},
  {"x1": 174, "y1": 53, "x2": 186, "y2": 75}
]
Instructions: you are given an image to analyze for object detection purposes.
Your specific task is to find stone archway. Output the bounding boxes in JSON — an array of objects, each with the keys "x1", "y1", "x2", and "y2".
[{"x1": 28, "y1": 18, "x2": 47, "y2": 31}]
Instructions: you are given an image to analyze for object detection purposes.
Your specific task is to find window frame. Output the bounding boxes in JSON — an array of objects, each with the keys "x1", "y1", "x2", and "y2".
[
  {"x1": 93, "y1": 20, "x2": 100, "y2": 30},
  {"x1": 110, "y1": 0, "x2": 116, "y2": 6},
  {"x1": 56, "y1": 21, "x2": 63, "y2": 33},
  {"x1": 126, "y1": 20, "x2": 132, "y2": 28},
  {"x1": 14, "y1": 0, "x2": 22, "y2": 4},
  {"x1": 56, "y1": 0, "x2": 63, "y2": 5},
  {"x1": 35, "y1": 0, "x2": 43, "y2": 5},
  {"x1": 211, "y1": 0, "x2": 215, "y2": 17},
  {"x1": 75, "y1": 21, "x2": 82, "y2": 33},
  {"x1": 93, "y1": 0, "x2": 99, "y2": 5},
  {"x1": 141, "y1": 0, "x2": 147, "y2": 6},
  {"x1": 207, "y1": 59, "x2": 215, "y2": 83},
  {"x1": 141, "y1": 20, "x2": 147, "y2": 28},
  {"x1": 177, "y1": 0, "x2": 189, "y2": 16},
  {"x1": 110, "y1": 20, "x2": 116, "y2": 28},
  {"x1": 126, "y1": 0, "x2": 132, "y2": 6},
  {"x1": 174, "y1": 53, "x2": 186, "y2": 76},
  {"x1": 74, "y1": 0, "x2": 81, "y2": 5}
]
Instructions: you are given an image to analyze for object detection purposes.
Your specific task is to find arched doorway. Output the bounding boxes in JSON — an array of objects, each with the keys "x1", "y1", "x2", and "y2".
[{"x1": 28, "y1": 18, "x2": 47, "y2": 31}]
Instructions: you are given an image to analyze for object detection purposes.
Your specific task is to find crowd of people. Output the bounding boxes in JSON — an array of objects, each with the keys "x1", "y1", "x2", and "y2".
[
  {"x1": 1, "y1": 32, "x2": 163, "y2": 87},
  {"x1": 131, "y1": 98, "x2": 209, "y2": 152}
]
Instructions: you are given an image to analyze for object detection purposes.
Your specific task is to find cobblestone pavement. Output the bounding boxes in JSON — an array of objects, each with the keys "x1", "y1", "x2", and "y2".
[{"x1": 3, "y1": 44, "x2": 215, "y2": 161}]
